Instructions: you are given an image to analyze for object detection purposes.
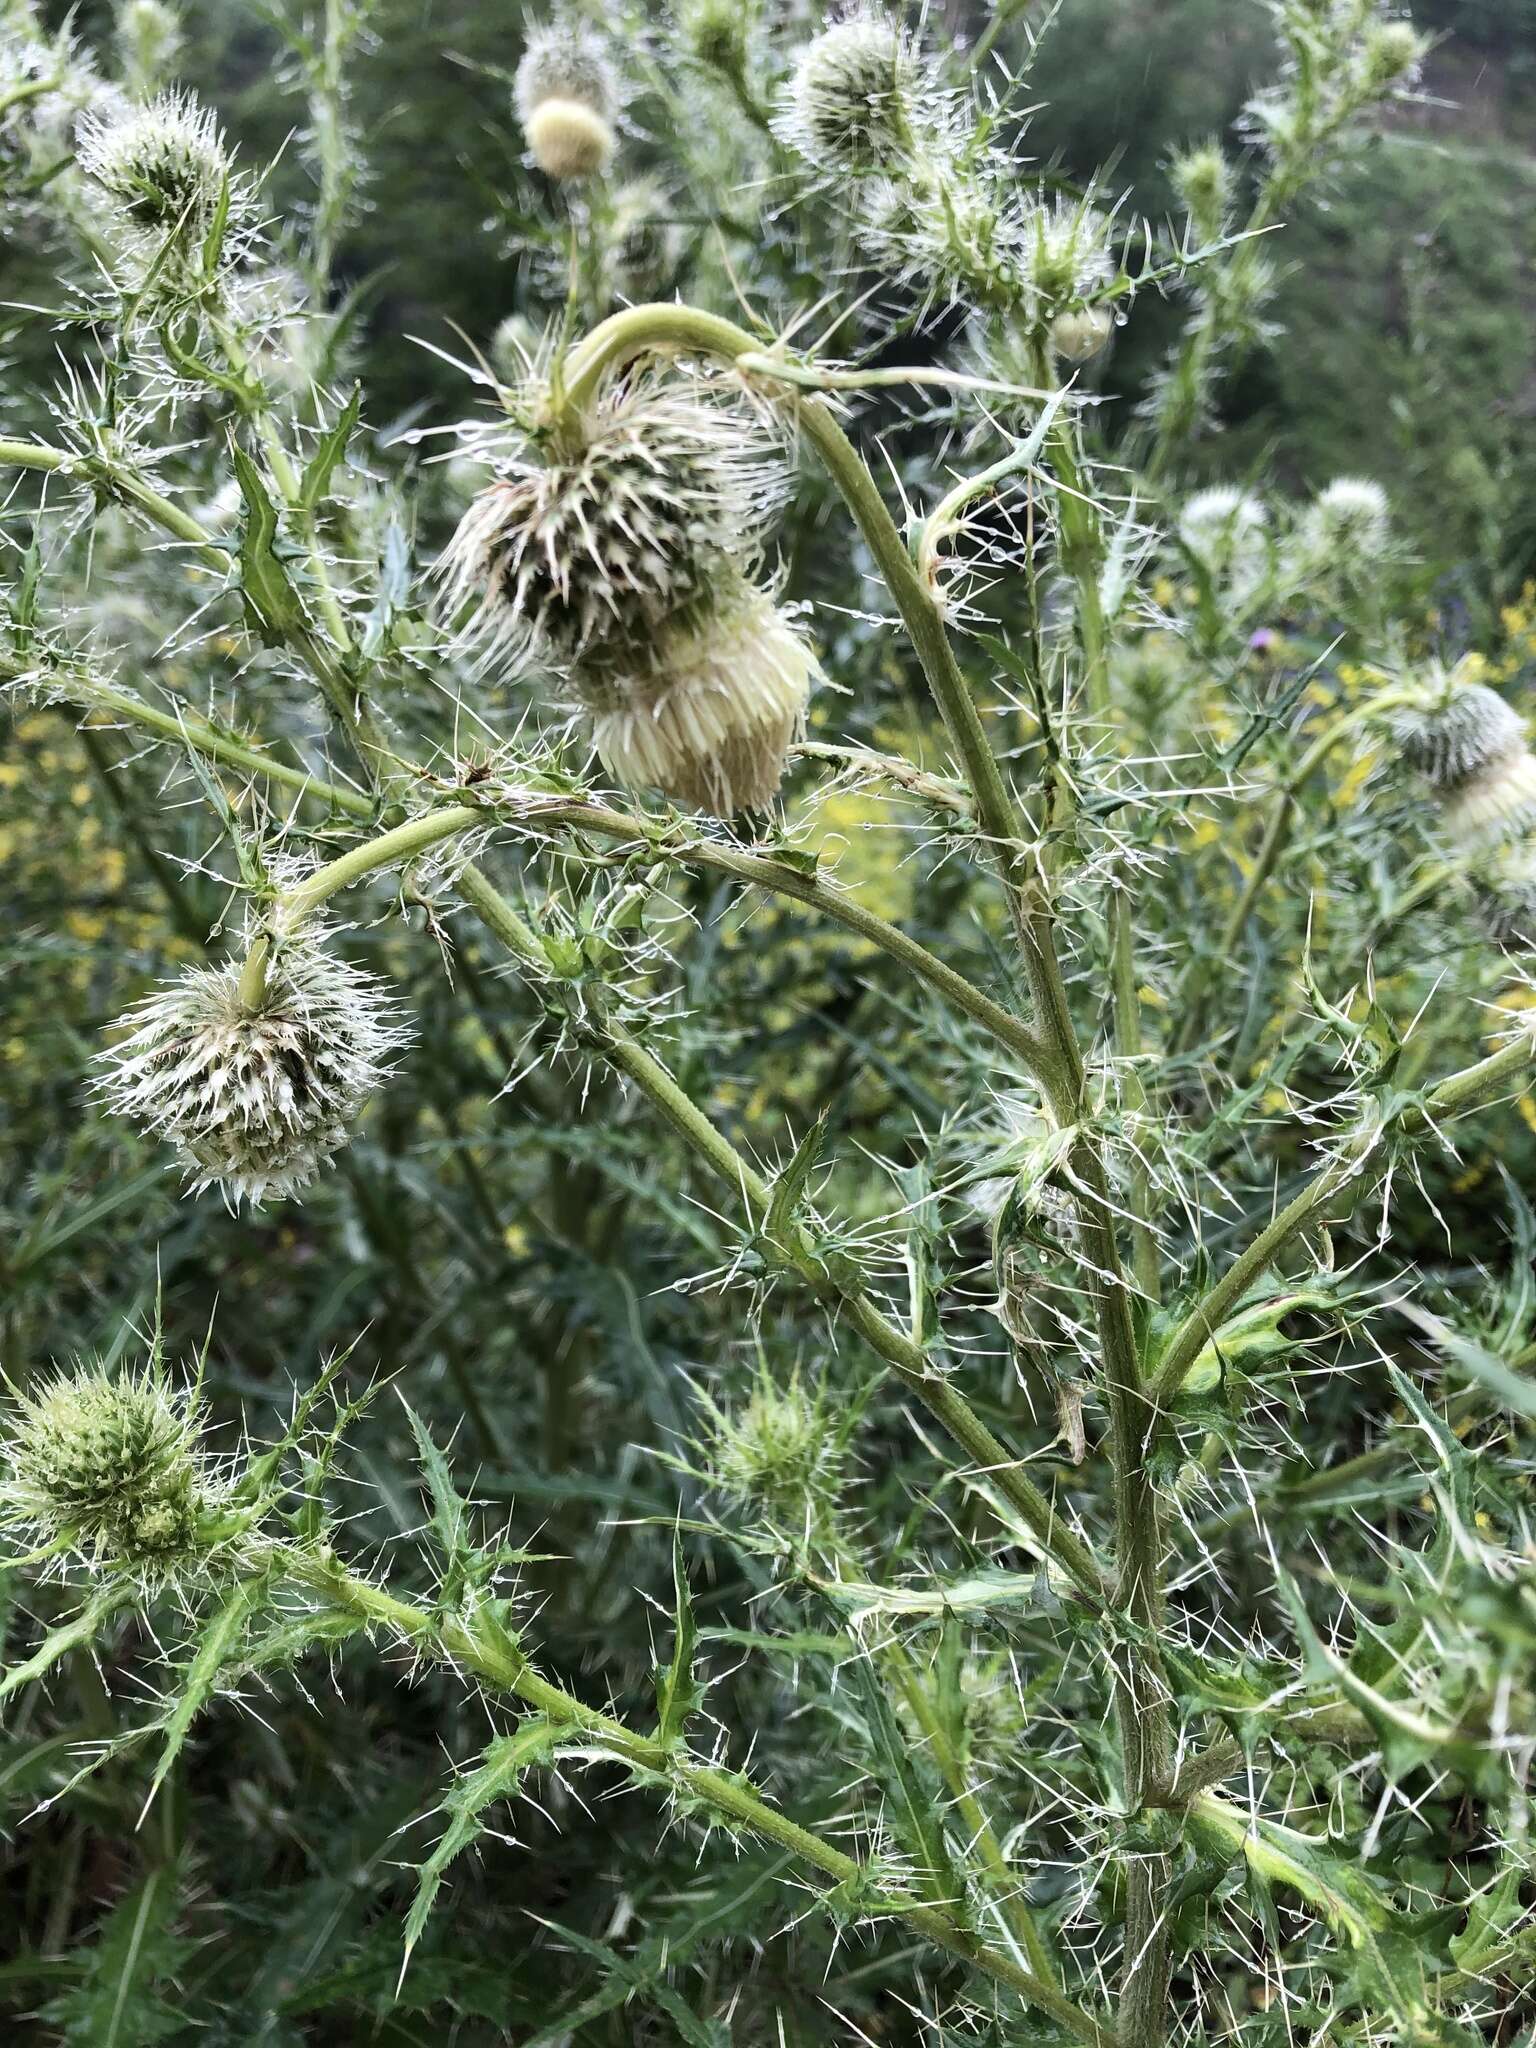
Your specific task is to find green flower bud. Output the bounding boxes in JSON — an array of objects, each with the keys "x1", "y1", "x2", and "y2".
[
  {"x1": 1170, "y1": 142, "x2": 1232, "y2": 241},
  {"x1": 5, "y1": 1359, "x2": 211, "y2": 1572},
  {"x1": 1358, "y1": 17, "x2": 1428, "y2": 93},
  {"x1": 698, "y1": 1367, "x2": 842, "y2": 1536}
]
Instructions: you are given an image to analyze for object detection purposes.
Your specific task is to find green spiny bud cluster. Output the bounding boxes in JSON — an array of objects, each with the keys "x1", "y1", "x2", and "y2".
[
  {"x1": 116, "y1": 0, "x2": 183, "y2": 98},
  {"x1": 4, "y1": 1358, "x2": 211, "y2": 1572},
  {"x1": 778, "y1": 10, "x2": 1116, "y2": 338}
]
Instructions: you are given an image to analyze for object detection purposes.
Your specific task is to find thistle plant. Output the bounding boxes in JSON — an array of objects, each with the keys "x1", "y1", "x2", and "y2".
[{"x1": 4, "y1": 4, "x2": 1536, "y2": 2045}]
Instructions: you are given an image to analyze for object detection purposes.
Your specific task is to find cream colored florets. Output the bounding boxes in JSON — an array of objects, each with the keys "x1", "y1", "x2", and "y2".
[
  {"x1": 97, "y1": 932, "x2": 409, "y2": 1206},
  {"x1": 1298, "y1": 476, "x2": 1391, "y2": 565},
  {"x1": 515, "y1": 21, "x2": 618, "y2": 179},
  {"x1": 1398, "y1": 675, "x2": 1525, "y2": 791},
  {"x1": 582, "y1": 585, "x2": 818, "y2": 816},
  {"x1": 1178, "y1": 486, "x2": 1269, "y2": 591}
]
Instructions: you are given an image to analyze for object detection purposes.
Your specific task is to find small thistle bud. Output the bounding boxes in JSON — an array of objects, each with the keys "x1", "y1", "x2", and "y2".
[
  {"x1": 1019, "y1": 198, "x2": 1113, "y2": 315},
  {"x1": 1178, "y1": 486, "x2": 1269, "y2": 592},
  {"x1": 77, "y1": 88, "x2": 250, "y2": 249},
  {"x1": 117, "y1": 0, "x2": 184, "y2": 98},
  {"x1": 439, "y1": 369, "x2": 785, "y2": 669},
  {"x1": 680, "y1": 0, "x2": 754, "y2": 79},
  {"x1": 780, "y1": 9, "x2": 924, "y2": 175},
  {"x1": 514, "y1": 21, "x2": 618, "y2": 180},
  {"x1": 1049, "y1": 304, "x2": 1113, "y2": 363},
  {"x1": 1170, "y1": 141, "x2": 1232, "y2": 240},
  {"x1": 697, "y1": 1366, "x2": 842, "y2": 1538},
  {"x1": 97, "y1": 930, "x2": 409, "y2": 1206},
  {"x1": 1397, "y1": 674, "x2": 1524, "y2": 789},
  {"x1": 1298, "y1": 476, "x2": 1391, "y2": 566},
  {"x1": 583, "y1": 584, "x2": 817, "y2": 816},
  {"x1": 4, "y1": 1359, "x2": 210, "y2": 1573},
  {"x1": 1357, "y1": 16, "x2": 1429, "y2": 92}
]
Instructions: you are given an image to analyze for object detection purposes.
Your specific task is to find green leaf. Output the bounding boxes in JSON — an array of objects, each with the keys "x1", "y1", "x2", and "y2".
[
  {"x1": 840, "y1": 1645, "x2": 965, "y2": 1918},
  {"x1": 145, "y1": 1572, "x2": 269, "y2": 1811},
  {"x1": 520, "y1": 1855, "x2": 793, "y2": 2046},
  {"x1": 816, "y1": 1567, "x2": 1058, "y2": 1626},
  {"x1": 655, "y1": 1527, "x2": 702, "y2": 1748},
  {"x1": 231, "y1": 443, "x2": 309, "y2": 649},
  {"x1": 1397, "y1": 1303, "x2": 1536, "y2": 1423},
  {"x1": 299, "y1": 386, "x2": 361, "y2": 509},
  {"x1": 764, "y1": 1109, "x2": 831, "y2": 1253},
  {"x1": 403, "y1": 1717, "x2": 559, "y2": 1964},
  {"x1": 1449, "y1": 1859, "x2": 1526, "y2": 1974},
  {"x1": 42, "y1": 1862, "x2": 192, "y2": 2047}
]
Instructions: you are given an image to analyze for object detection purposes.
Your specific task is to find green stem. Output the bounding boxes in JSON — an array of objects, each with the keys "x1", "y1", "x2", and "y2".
[
  {"x1": 287, "y1": 1549, "x2": 1108, "y2": 2046},
  {"x1": 455, "y1": 862, "x2": 1106, "y2": 1602}
]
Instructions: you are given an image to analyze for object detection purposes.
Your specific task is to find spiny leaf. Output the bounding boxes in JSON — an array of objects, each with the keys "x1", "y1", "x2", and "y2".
[
  {"x1": 145, "y1": 1572, "x2": 269, "y2": 1811},
  {"x1": 299, "y1": 386, "x2": 361, "y2": 509},
  {"x1": 0, "y1": 1583, "x2": 134, "y2": 1703},
  {"x1": 655, "y1": 1527, "x2": 702, "y2": 1749},
  {"x1": 231, "y1": 443, "x2": 310, "y2": 649},
  {"x1": 402, "y1": 1716, "x2": 559, "y2": 1965}
]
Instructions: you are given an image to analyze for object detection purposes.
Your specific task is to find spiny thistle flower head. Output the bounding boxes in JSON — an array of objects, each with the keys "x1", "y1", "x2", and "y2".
[
  {"x1": 1, "y1": 17, "x2": 104, "y2": 164},
  {"x1": 1170, "y1": 141, "x2": 1232, "y2": 240},
  {"x1": 1397, "y1": 666, "x2": 1525, "y2": 790},
  {"x1": 679, "y1": 0, "x2": 754, "y2": 78},
  {"x1": 1298, "y1": 474, "x2": 1391, "y2": 565},
  {"x1": 1178, "y1": 485, "x2": 1269, "y2": 588},
  {"x1": 697, "y1": 1365, "x2": 843, "y2": 1535},
  {"x1": 579, "y1": 582, "x2": 817, "y2": 816},
  {"x1": 439, "y1": 368, "x2": 786, "y2": 670},
  {"x1": 77, "y1": 88, "x2": 252, "y2": 281},
  {"x1": 779, "y1": 7, "x2": 928, "y2": 176},
  {"x1": 4, "y1": 1357, "x2": 211, "y2": 1573},
  {"x1": 1019, "y1": 197, "x2": 1114, "y2": 315},
  {"x1": 514, "y1": 19, "x2": 618, "y2": 180},
  {"x1": 97, "y1": 928, "x2": 409, "y2": 1206},
  {"x1": 1357, "y1": 14, "x2": 1429, "y2": 92}
]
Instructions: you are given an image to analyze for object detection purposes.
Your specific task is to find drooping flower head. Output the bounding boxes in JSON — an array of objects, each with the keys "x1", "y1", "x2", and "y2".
[
  {"x1": 514, "y1": 19, "x2": 619, "y2": 180},
  {"x1": 1398, "y1": 670, "x2": 1525, "y2": 791},
  {"x1": 97, "y1": 929, "x2": 409, "y2": 1206},
  {"x1": 4, "y1": 1357, "x2": 211, "y2": 1574},
  {"x1": 440, "y1": 368, "x2": 786, "y2": 670},
  {"x1": 441, "y1": 368, "x2": 814, "y2": 815},
  {"x1": 581, "y1": 581, "x2": 819, "y2": 817}
]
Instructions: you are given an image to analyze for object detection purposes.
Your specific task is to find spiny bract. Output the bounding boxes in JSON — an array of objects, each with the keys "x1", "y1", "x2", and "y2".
[
  {"x1": 4, "y1": 1360, "x2": 209, "y2": 1571},
  {"x1": 96, "y1": 932, "x2": 408, "y2": 1206}
]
